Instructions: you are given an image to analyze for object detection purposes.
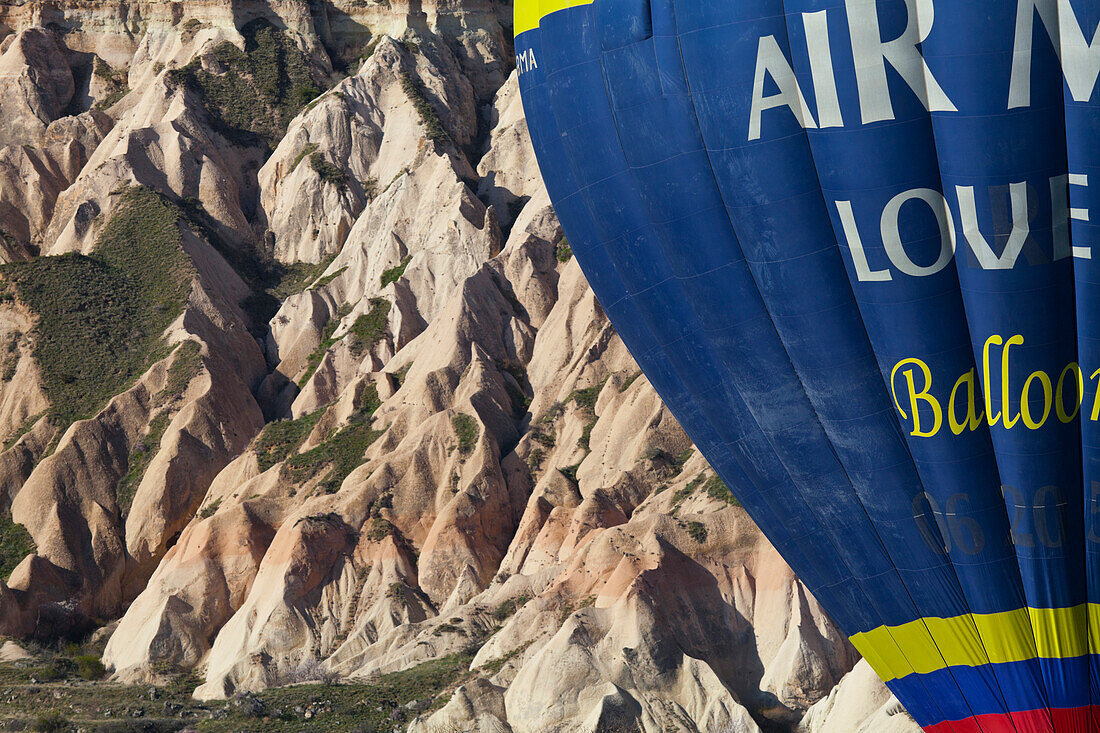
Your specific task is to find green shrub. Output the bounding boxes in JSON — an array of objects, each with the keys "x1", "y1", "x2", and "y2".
[
  {"x1": 672, "y1": 472, "x2": 738, "y2": 512},
  {"x1": 570, "y1": 379, "x2": 606, "y2": 454},
  {"x1": 287, "y1": 142, "x2": 319, "y2": 174},
  {"x1": 93, "y1": 57, "x2": 130, "y2": 110},
  {"x1": 3, "y1": 412, "x2": 42, "y2": 450},
  {"x1": 363, "y1": 176, "x2": 379, "y2": 200},
  {"x1": 165, "y1": 19, "x2": 322, "y2": 148},
  {"x1": 433, "y1": 622, "x2": 464, "y2": 636},
  {"x1": 180, "y1": 17, "x2": 203, "y2": 44},
  {"x1": 557, "y1": 464, "x2": 579, "y2": 484},
  {"x1": 476, "y1": 641, "x2": 532, "y2": 677},
  {"x1": 390, "y1": 363, "x2": 412, "y2": 389},
  {"x1": 570, "y1": 381, "x2": 604, "y2": 414},
  {"x1": 380, "y1": 255, "x2": 412, "y2": 287},
  {"x1": 555, "y1": 237, "x2": 572, "y2": 263},
  {"x1": 0, "y1": 331, "x2": 20, "y2": 381},
  {"x1": 686, "y1": 521, "x2": 708, "y2": 543},
  {"x1": 285, "y1": 386, "x2": 382, "y2": 493},
  {"x1": 252, "y1": 409, "x2": 323, "y2": 471},
  {"x1": 399, "y1": 72, "x2": 448, "y2": 143},
  {"x1": 578, "y1": 421, "x2": 595, "y2": 453},
  {"x1": 492, "y1": 593, "x2": 531, "y2": 622},
  {"x1": 357, "y1": 37, "x2": 382, "y2": 66},
  {"x1": 0, "y1": 512, "x2": 35, "y2": 579},
  {"x1": 367, "y1": 517, "x2": 395, "y2": 542},
  {"x1": 672, "y1": 474, "x2": 700, "y2": 510},
  {"x1": 644, "y1": 447, "x2": 692, "y2": 476},
  {"x1": 116, "y1": 412, "x2": 170, "y2": 517},
  {"x1": 309, "y1": 265, "x2": 347, "y2": 291},
  {"x1": 156, "y1": 340, "x2": 202, "y2": 407},
  {"x1": 37, "y1": 657, "x2": 72, "y2": 681},
  {"x1": 530, "y1": 425, "x2": 555, "y2": 448},
  {"x1": 97, "y1": 84, "x2": 131, "y2": 110},
  {"x1": 452, "y1": 413, "x2": 478, "y2": 456},
  {"x1": 2, "y1": 186, "x2": 192, "y2": 434},
  {"x1": 703, "y1": 473, "x2": 739, "y2": 507},
  {"x1": 558, "y1": 595, "x2": 596, "y2": 624},
  {"x1": 199, "y1": 497, "x2": 221, "y2": 519},
  {"x1": 309, "y1": 152, "x2": 347, "y2": 190},
  {"x1": 32, "y1": 710, "x2": 69, "y2": 732},
  {"x1": 298, "y1": 305, "x2": 350, "y2": 387},
  {"x1": 75, "y1": 654, "x2": 106, "y2": 680},
  {"x1": 347, "y1": 298, "x2": 390, "y2": 357}
]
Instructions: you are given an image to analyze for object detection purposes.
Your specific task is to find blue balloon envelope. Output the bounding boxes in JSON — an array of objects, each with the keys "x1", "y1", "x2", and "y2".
[{"x1": 516, "y1": 0, "x2": 1100, "y2": 730}]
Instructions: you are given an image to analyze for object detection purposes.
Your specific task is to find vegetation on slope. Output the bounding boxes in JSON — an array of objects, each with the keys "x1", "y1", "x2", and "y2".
[
  {"x1": 1, "y1": 186, "x2": 193, "y2": 431},
  {"x1": 116, "y1": 412, "x2": 170, "y2": 517},
  {"x1": 380, "y1": 255, "x2": 412, "y2": 287},
  {"x1": 0, "y1": 650, "x2": 474, "y2": 732},
  {"x1": 452, "y1": 412, "x2": 478, "y2": 456},
  {"x1": 309, "y1": 152, "x2": 347, "y2": 190},
  {"x1": 0, "y1": 513, "x2": 35, "y2": 580},
  {"x1": 400, "y1": 72, "x2": 448, "y2": 143},
  {"x1": 92, "y1": 57, "x2": 130, "y2": 111},
  {"x1": 347, "y1": 298, "x2": 390, "y2": 357},
  {"x1": 253, "y1": 409, "x2": 324, "y2": 472},
  {"x1": 285, "y1": 385, "x2": 382, "y2": 493},
  {"x1": 298, "y1": 305, "x2": 350, "y2": 388},
  {"x1": 570, "y1": 378, "x2": 607, "y2": 454},
  {"x1": 166, "y1": 19, "x2": 322, "y2": 148}
]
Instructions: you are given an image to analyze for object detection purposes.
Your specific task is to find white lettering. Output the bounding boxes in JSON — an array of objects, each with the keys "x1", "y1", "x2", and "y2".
[
  {"x1": 803, "y1": 10, "x2": 844, "y2": 129},
  {"x1": 1053, "y1": 173, "x2": 1094, "y2": 259},
  {"x1": 881, "y1": 188, "x2": 957, "y2": 277},
  {"x1": 837, "y1": 200, "x2": 893, "y2": 281},
  {"x1": 956, "y1": 182, "x2": 1032, "y2": 270},
  {"x1": 844, "y1": 0, "x2": 956, "y2": 124},
  {"x1": 749, "y1": 35, "x2": 818, "y2": 141},
  {"x1": 1010, "y1": 0, "x2": 1100, "y2": 108}
]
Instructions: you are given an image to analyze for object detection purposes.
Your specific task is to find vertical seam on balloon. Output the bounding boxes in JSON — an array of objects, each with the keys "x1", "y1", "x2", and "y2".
[{"x1": 1046, "y1": 0, "x2": 1093, "y2": 722}]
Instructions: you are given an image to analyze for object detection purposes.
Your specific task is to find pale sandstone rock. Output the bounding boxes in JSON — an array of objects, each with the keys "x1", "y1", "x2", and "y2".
[
  {"x1": 409, "y1": 677, "x2": 512, "y2": 733},
  {"x1": 0, "y1": 639, "x2": 30, "y2": 663},
  {"x1": 0, "y1": 110, "x2": 112, "y2": 254},
  {"x1": 258, "y1": 35, "x2": 482, "y2": 265},
  {"x1": 104, "y1": 504, "x2": 276, "y2": 681},
  {"x1": 0, "y1": 1, "x2": 327, "y2": 70},
  {"x1": 0, "y1": 200, "x2": 265, "y2": 634},
  {"x1": 477, "y1": 71, "x2": 544, "y2": 230},
  {"x1": 43, "y1": 65, "x2": 256, "y2": 255},
  {"x1": 797, "y1": 659, "x2": 921, "y2": 733},
  {"x1": 0, "y1": 29, "x2": 73, "y2": 148}
]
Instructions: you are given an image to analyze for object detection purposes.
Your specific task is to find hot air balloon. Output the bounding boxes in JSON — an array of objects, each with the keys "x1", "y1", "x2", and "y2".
[{"x1": 516, "y1": 0, "x2": 1100, "y2": 730}]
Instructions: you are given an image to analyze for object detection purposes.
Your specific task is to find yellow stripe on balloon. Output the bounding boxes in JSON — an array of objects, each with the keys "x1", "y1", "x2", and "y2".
[
  {"x1": 851, "y1": 604, "x2": 1097, "y2": 682},
  {"x1": 514, "y1": 0, "x2": 595, "y2": 36}
]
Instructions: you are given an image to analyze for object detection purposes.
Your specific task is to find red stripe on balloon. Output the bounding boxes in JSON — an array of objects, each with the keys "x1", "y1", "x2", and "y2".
[{"x1": 922, "y1": 705, "x2": 1096, "y2": 733}]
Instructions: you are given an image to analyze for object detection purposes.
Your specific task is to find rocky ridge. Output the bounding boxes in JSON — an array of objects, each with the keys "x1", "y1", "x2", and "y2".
[{"x1": 0, "y1": 3, "x2": 919, "y2": 731}]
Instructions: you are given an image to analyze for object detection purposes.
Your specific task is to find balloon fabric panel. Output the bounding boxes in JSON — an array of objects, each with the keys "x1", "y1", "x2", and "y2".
[{"x1": 517, "y1": 0, "x2": 1100, "y2": 730}]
